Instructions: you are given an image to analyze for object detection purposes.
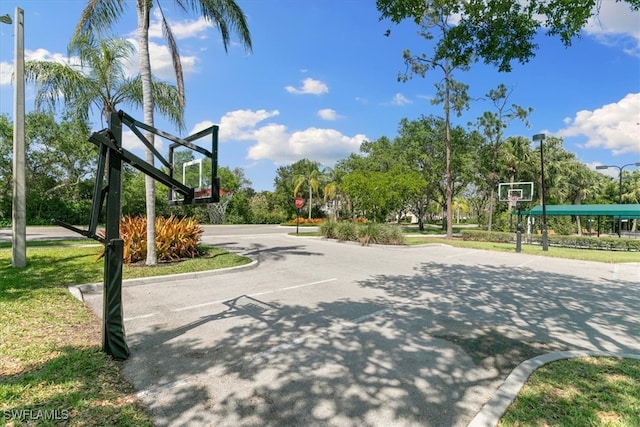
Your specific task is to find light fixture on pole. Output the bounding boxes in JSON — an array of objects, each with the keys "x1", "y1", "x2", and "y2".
[
  {"x1": 533, "y1": 133, "x2": 548, "y2": 251},
  {"x1": 596, "y1": 162, "x2": 640, "y2": 237}
]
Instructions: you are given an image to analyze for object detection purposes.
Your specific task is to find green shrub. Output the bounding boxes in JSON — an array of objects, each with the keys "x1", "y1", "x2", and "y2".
[
  {"x1": 335, "y1": 222, "x2": 357, "y2": 242},
  {"x1": 320, "y1": 220, "x2": 337, "y2": 239},
  {"x1": 548, "y1": 216, "x2": 574, "y2": 235},
  {"x1": 358, "y1": 222, "x2": 383, "y2": 246},
  {"x1": 462, "y1": 230, "x2": 514, "y2": 243},
  {"x1": 464, "y1": 229, "x2": 639, "y2": 252},
  {"x1": 381, "y1": 224, "x2": 406, "y2": 245}
]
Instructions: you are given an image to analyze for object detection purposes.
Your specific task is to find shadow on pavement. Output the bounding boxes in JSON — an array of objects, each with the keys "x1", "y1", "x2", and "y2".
[{"x1": 123, "y1": 261, "x2": 640, "y2": 426}]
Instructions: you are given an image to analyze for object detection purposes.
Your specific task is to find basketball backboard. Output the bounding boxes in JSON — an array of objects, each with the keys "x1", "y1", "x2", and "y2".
[
  {"x1": 498, "y1": 181, "x2": 534, "y2": 203},
  {"x1": 168, "y1": 125, "x2": 220, "y2": 205}
]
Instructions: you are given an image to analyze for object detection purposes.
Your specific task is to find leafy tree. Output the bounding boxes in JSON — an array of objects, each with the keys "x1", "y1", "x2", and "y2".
[
  {"x1": 74, "y1": 0, "x2": 252, "y2": 264},
  {"x1": 394, "y1": 115, "x2": 479, "y2": 231},
  {"x1": 293, "y1": 159, "x2": 322, "y2": 219},
  {"x1": 392, "y1": 3, "x2": 471, "y2": 239},
  {"x1": 395, "y1": 116, "x2": 446, "y2": 230},
  {"x1": 474, "y1": 84, "x2": 532, "y2": 231},
  {"x1": 0, "y1": 112, "x2": 97, "y2": 224},
  {"x1": 377, "y1": 0, "x2": 640, "y2": 72},
  {"x1": 339, "y1": 136, "x2": 427, "y2": 223}
]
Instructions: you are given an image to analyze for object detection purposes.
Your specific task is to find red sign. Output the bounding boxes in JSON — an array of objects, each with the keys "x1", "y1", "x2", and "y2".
[{"x1": 294, "y1": 197, "x2": 304, "y2": 208}]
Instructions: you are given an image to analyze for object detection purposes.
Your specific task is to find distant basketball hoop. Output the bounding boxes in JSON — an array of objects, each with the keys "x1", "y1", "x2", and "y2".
[
  {"x1": 498, "y1": 181, "x2": 534, "y2": 253},
  {"x1": 168, "y1": 125, "x2": 220, "y2": 205}
]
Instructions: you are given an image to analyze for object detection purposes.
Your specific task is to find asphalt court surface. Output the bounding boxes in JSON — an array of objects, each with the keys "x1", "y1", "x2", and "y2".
[{"x1": 79, "y1": 231, "x2": 640, "y2": 427}]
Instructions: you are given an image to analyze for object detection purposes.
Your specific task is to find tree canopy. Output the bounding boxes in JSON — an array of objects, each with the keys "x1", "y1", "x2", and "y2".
[{"x1": 377, "y1": 0, "x2": 640, "y2": 72}]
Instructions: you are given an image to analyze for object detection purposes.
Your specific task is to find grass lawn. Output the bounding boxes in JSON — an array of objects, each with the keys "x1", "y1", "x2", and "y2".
[
  {"x1": 0, "y1": 242, "x2": 249, "y2": 426},
  {"x1": 499, "y1": 356, "x2": 640, "y2": 426},
  {"x1": 404, "y1": 235, "x2": 640, "y2": 263}
]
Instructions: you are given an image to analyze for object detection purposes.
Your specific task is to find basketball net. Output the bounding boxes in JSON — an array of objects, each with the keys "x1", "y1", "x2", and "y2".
[
  {"x1": 207, "y1": 192, "x2": 233, "y2": 224},
  {"x1": 508, "y1": 195, "x2": 520, "y2": 209}
]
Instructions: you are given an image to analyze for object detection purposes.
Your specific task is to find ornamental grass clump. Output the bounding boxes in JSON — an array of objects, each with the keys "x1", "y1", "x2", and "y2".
[
  {"x1": 335, "y1": 221, "x2": 357, "y2": 242},
  {"x1": 320, "y1": 220, "x2": 337, "y2": 239},
  {"x1": 358, "y1": 222, "x2": 384, "y2": 246},
  {"x1": 382, "y1": 224, "x2": 406, "y2": 245}
]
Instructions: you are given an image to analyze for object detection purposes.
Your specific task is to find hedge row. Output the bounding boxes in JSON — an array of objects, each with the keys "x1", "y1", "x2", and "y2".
[{"x1": 461, "y1": 230, "x2": 640, "y2": 251}]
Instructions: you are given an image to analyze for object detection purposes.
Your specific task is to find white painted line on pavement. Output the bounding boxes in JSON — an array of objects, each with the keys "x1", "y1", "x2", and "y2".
[
  {"x1": 125, "y1": 313, "x2": 156, "y2": 321},
  {"x1": 251, "y1": 278, "x2": 338, "y2": 297},
  {"x1": 136, "y1": 379, "x2": 189, "y2": 399},
  {"x1": 124, "y1": 277, "x2": 338, "y2": 321}
]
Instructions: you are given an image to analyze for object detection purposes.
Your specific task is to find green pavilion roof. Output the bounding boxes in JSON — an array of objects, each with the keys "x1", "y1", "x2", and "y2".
[{"x1": 520, "y1": 204, "x2": 640, "y2": 219}]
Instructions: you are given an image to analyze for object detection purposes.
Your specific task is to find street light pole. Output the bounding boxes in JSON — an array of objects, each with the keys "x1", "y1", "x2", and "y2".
[
  {"x1": 533, "y1": 133, "x2": 548, "y2": 251},
  {"x1": 2, "y1": 8, "x2": 25, "y2": 267},
  {"x1": 596, "y1": 162, "x2": 640, "y2": 237},
  {"x1": 13, "y1": 8, "x2": 25, "y2": 267}
]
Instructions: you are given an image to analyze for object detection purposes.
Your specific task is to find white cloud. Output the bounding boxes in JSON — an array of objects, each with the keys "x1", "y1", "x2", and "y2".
[
  {"x1": 589, "y1": 162, "x2": 620, "y2": 179},
  {"x1": 391, "y1": 93, "x2": 412, "y2": 106},
  {"x1": 584, "y1": 1, "x2": 640, "y2": 56},
  {"x1": 317, "y1": 108, "x2": 340, "y2": 120},
  {"x1": 142, "y1": 40, "x2": 198, "y2": 80},
  {"x1": 218, "y1": 109, "x2": 280, "y2": 141},
  {"x1": 556, "y1": 92, "x2": 640, "y2": 155},
  {"x1": 249, "y1": 126, "x2": 367, "y2": 164},
  {"x1": 216, "y1": 108, "x2": 365, "y2": 164},
  {"x1": 285, "y1": 77, "x2": 329, "y2": 95},
  {"x1": 0, "y1": 61, "x2": 12, "y2": 85},
  {"x1": 146, "y1": 8, "x2": 213, "y2": 41}
]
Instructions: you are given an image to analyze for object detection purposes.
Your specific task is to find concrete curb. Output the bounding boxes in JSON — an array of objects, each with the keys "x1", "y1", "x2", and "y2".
[
  {"x1": 468, "y1": 350, "x2": 640, "y2": 427},
  {"x1": 68, "y1": 258, "x2": 258, "y2": 302}
]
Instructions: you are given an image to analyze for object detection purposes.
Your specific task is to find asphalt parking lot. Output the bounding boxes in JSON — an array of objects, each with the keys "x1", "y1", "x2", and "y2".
[{"x1": 76, "y1": 226, "x2": 640, "y2": 426}]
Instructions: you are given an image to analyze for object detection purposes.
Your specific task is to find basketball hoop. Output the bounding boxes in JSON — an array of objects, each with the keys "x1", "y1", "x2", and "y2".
[{"x1": 207, "y1": 191, "x2": 233, "y2": 224}]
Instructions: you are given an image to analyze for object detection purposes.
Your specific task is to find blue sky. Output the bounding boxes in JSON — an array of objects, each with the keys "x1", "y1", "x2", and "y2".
[{"x1": 1, "y1": 1, "x2": 639, "y2": 192}]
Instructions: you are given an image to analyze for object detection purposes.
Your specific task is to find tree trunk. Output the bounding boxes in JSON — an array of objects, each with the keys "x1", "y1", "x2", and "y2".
[
  {"x1": 137, "y1": 0, "x2": 157, "y2": 265},
  {"x1": 487, "y1": 186, "x2": 495, "y2": 232},
  {"x1": 308, "y1": 184, "x2": 312, "y2": 219},
  {"x1": 444, "y1": 73, "x2": 453, "y2": 239}
]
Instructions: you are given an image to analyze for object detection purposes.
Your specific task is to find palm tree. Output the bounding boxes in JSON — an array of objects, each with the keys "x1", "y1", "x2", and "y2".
[
  {"x1": 25, "y1": 36, "x2": 184, "y2": 128},
  {"x1": 74, "y1": 0, "x2": 252, "y2": 265},
  {"x1": 293, "y1": 160, "x2": 321, "y2": 219}
]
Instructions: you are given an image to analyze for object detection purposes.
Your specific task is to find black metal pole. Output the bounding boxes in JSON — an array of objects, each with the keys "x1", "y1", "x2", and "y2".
[
  {"x1": 618, "y1": 169, "x2": 622, "y2": 237},
  {"x1": 515, "y1": 203, "x2": 522, "y2": 253},
  {"x1": 537, "y1": 135, "x2": 549, "y2": 251},
  {"x1": 103, "y1": 112, "x2": 129, "y2": 360},
  {"x1": 296, "y1": 207, "x2": 300, "y2": 234}
]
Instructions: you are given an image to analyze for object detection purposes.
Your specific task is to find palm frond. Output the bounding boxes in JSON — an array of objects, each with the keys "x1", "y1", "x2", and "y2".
[
  {"x1": 190, "y1": 0, "x2": 253, "y2": 53},
  {"x1": 24, "y1": 61, "x2": 93, "y2": 121},
  {"x1": 122, "y1": 76, "x2": 185, "y2": 131},
  {"x1": 72, "y1": 0, "x2": 127, "y2": 43},
  {"x1": 156, "y1": 3, "x2": 186, "y2": 105}
]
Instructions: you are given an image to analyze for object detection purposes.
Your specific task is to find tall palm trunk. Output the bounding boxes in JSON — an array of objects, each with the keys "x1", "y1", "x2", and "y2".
[
  {"x1": 137, "y1": 0, "x2": 157, "y2": 265},
  {"x1": 307, "y1": 184, "x2": 313, "y2": 219}
]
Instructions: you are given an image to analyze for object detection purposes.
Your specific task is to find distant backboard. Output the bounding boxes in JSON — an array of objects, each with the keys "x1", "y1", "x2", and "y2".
[
  {"x1": 498, "y1": 181, "x2": 534, "y2": 203},
  {"x1": 168, "y1": 126, "x2": 220, "y2": 205}
]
